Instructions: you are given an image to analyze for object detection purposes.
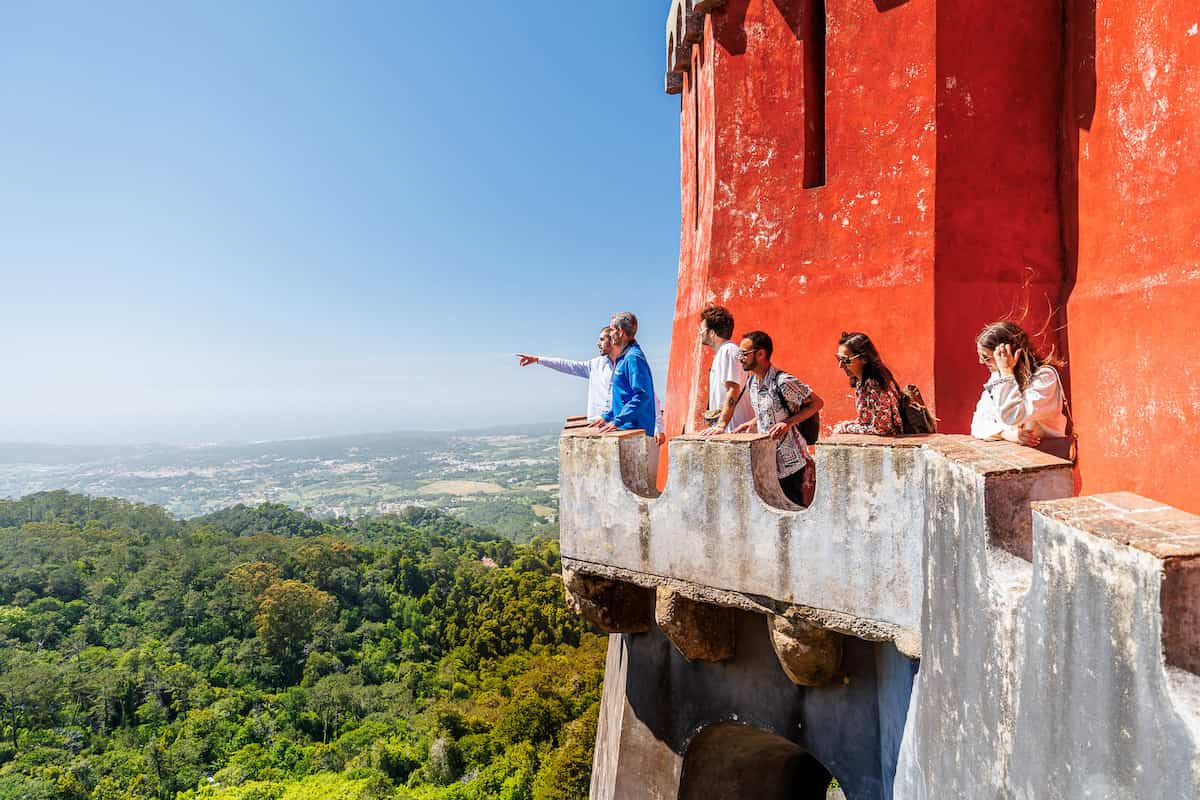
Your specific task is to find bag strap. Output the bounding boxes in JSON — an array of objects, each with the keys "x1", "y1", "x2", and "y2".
[
  {"x1": 748, "y1": 370, "x2": 803, "y2": 424},
  {"x1": 1043, "y1": 365, "x2": 1079, "y2": 461},
  {"x1": 771, "y1": 371, "x2": 800, "y2": 418},
  {"x1": 774, "y1": 377, "x2": 790, "y2": 416}
]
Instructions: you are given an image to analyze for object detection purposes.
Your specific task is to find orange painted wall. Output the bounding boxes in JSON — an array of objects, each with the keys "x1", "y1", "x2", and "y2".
[{"x1": 1063, "y1": 0, "x2": 1200, "y2": 510}]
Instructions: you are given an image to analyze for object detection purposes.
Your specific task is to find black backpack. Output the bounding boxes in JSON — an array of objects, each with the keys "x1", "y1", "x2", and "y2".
[{"x1": 897, "y1": 383, "x2": 937, "y2": 434}]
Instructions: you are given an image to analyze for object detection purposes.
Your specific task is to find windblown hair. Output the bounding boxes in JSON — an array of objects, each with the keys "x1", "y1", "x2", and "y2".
[
  {"x1": 700, "y1": 305, "x2": 735, "y2": 341},
  {"x1": 838, "y1": 332, "x2": 900, "y2": 396},
  {"x1": 741, "y1": 330, "x2": 773, "y2": 359},
  {"x1": 976, "y1": 320, "x2": 1064, "y2": 391},
  {"x1": 611, "y1": 312, "x2": 638, "y2": 338}
]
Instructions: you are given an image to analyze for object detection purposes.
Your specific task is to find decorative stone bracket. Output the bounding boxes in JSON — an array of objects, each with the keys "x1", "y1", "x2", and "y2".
[
  {"x1": 655, "y1": 587, "x2": 736, "y2": 662},
  {"x1": 769, "y1": 610, "x2": 843, "y2": 686}
]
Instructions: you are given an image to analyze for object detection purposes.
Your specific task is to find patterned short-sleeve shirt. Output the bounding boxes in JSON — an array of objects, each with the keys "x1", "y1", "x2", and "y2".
[{"x1": 748, "y1": 366, "x2": 814, "y2": 478}]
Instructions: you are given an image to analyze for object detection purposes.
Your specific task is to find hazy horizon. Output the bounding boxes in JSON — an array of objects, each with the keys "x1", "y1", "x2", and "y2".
[{"x1": 0, "y1": 418, "x2": 567, "y2": 449}]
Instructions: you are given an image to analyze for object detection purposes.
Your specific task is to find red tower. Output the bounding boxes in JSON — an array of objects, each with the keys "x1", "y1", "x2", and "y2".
[{"x1": 663, "y1": 0, "x2": 1200, "y2": 510}]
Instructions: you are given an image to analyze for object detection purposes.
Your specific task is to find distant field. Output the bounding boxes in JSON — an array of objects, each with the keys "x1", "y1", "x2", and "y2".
[
  {"x1": 0, "y1": 427, "x2": 561, "y2": 538},
  {"x1": 531, "y1": 504, "x2": 556, "y2": 518},
  {"x1": 418, "y1": 479, "x2": 505, "y2": 496}
]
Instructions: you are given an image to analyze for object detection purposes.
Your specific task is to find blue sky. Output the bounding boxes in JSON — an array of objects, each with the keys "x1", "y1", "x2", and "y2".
[{"x1": 0, "y1": 2, "x2": 681, "y2": 443}]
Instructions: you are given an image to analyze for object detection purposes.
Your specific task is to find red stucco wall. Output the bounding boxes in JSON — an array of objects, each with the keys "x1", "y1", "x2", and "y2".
[
  {"x1": 933, "y1": 0, "x2": 1066, "y2": 432},
  {"x1": 663, "y1": 0, "x2": 1199, "y2": 509},
  {"x1": 666, "y1": 0, "x2": 939, "y2": 449},
  {"x1": 1063, "y1": 0, "x2": 1200, "y2": 509}
]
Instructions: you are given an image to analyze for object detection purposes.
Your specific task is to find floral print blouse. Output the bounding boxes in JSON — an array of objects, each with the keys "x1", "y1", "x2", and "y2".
[{"x1": 832, "y1": 380, "x2": 904, "y2": 436}]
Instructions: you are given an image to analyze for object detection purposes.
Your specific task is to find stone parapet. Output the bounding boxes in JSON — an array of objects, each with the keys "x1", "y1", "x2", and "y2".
[
  {"x1": 559, "y1": 427, "x2": 1072, "y2": 658},
  {"x1": 565, "y1": 424, "x2": 1200, "y2": 795}
]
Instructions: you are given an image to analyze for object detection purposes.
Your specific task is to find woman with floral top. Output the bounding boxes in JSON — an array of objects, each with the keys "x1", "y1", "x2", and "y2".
[
  {"x1": 831, "y1": 332, "x2": 904, "y2": 436},
  {"x1": 970, "y1": 320, "x2": 1069, "y2": 455}
]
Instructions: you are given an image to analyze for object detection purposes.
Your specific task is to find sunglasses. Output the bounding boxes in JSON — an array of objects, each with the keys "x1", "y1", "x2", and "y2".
[
  {"x1": 836, "y1": 354, "x2": 862, "y2": 367},
  {"x1": 737, "y1": 349, "x2": 760, "y2": 359}
]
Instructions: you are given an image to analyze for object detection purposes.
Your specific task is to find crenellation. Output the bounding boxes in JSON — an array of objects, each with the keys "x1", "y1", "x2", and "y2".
[{"x1": 1035, "y1": 494, "x2": 1200, "y2": 676}]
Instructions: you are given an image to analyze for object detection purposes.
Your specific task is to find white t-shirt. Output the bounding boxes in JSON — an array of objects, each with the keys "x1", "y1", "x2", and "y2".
[{"x1": 709, "y1": 341, "x2": 754, "y2": 432}]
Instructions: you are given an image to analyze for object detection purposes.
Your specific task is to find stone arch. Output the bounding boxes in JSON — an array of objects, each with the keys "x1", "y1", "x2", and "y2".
[{"x1": 677, "y1": 722, "x2": 838, "y2": 800}]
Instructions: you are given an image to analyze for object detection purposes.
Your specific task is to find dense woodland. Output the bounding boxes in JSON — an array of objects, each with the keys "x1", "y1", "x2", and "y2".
[{"x1": 0, "y1": 492, "x2": 605, "y2": 799}]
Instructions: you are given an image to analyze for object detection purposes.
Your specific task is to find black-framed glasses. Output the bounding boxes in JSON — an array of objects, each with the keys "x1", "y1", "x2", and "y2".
[{"x1": 836, "y1": 354, "x2": 862, "y2": 367}]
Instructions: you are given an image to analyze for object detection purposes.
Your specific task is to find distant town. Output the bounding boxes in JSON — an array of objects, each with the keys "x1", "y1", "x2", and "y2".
[{"x1": 0, "y1": 424, "x2": 562, "y2": 541}]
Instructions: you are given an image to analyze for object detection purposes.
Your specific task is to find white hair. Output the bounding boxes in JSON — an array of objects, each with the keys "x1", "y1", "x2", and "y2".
[{"x1": 610, "y1": 311, "x2": 638, "y2": 337}]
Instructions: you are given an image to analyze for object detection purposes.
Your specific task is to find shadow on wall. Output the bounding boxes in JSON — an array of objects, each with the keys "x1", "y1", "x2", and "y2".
[
  {"x1": 1058, "y1": 0, "x2": 1096, "y2": 486},
  {"x1": 678, "y1": 723, "x2": 837, "y2": 799},
  {"x1": 932, "y1": 0, "x2": 1078, "y2": 435},
  {"x1": 714, "y1": 0, "x2": 820, "y2": 55},
  {"x1": 617, "y1": 609, "x2": 918, "y2": 799}
]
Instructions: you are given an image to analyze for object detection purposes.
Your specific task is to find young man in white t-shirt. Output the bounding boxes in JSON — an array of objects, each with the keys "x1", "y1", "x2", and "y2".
[{"x1": 698, "y1": 305, "x2": 754, "y2": 436}]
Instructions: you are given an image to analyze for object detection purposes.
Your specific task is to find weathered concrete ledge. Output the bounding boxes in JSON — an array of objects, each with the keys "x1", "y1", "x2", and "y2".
[
  {"x1": 559, "y1": 428, "x2": 1072, "y2": 659},
  {"x1": 896, "y1": 489, "x2": 1200, "y2": 797}
]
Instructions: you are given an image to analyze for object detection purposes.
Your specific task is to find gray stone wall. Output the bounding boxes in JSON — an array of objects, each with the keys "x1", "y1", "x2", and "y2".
[
  {"x1": 561, "y1": 429, "x2": 1200, "y2": 798},
  {"x1": 896, "y1": 489, "x2": 1200, "y2": 799},
  {"x1": 590, "y1": 612, "x2": 917, "y2": 800}
]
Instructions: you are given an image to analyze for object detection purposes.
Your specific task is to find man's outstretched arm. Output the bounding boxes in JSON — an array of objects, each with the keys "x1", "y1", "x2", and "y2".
[{"x1": 516, "y1": 354, "x2": 591, "y2": 378}]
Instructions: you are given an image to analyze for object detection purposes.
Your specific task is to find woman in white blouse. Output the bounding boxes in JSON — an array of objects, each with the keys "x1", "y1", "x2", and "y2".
[{"x1": 970, "y1": 321, "x2": 1070, "y2": 455}]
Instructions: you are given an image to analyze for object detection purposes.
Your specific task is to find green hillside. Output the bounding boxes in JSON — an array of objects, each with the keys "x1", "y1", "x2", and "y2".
[{"x1": 0, "y1": 493, "x2": 604, "y2": 799}]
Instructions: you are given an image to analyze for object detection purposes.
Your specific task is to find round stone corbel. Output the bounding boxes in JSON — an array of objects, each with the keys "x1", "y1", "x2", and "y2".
[
  {"x1": 654, "y1": 587, "x2": 736, "y2": 662},
  {"x1": 563, "y1": 568, "x2": 655, "y2": 633},
  {"x1": 768, "y1": 610, "x2": 843, "y2": 686}
]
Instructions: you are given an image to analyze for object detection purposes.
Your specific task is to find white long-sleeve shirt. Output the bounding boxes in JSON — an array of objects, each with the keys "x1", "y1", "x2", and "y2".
[
  {"x1": 970, "y1": 365, "x2": 1068, "y2": 440},
  {"x1": 538, "y1": 355, "x2": 664, "y2": 434}
]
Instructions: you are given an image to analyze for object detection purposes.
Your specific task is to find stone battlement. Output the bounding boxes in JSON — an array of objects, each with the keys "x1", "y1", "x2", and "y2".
[
  {"x1": 560, "y1": 426, "x2": 1200, "y2": 798},
  {"x1": 559, "y1": 428, "x2": 1071, "y2": 657}
]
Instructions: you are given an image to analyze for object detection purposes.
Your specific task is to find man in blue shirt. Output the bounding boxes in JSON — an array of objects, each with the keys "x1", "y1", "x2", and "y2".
[
  {"x1": 594, "y1": 311, "x2": 659, "y2": 490},
  {"x1": 514, "y1": 326, "x2": 666, "y2": 443}
]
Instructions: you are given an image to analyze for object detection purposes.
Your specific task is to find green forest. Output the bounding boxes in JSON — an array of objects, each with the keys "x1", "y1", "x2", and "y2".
[{"x1": 0, "y1": 491, "x2": 605, "y2": 800}]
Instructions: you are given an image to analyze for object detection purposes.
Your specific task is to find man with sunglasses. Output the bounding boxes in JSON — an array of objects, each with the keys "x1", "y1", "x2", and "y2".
[{"x1": 731, "y1": 331, "x2": 824, "y2": 506}]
